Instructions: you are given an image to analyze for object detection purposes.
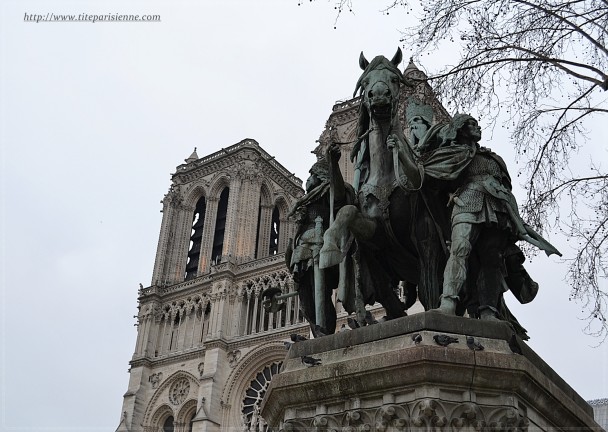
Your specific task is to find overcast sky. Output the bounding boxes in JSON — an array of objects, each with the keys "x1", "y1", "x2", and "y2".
[{"x1": 1, "y1": 1, "x2": 606, "y2": 430}]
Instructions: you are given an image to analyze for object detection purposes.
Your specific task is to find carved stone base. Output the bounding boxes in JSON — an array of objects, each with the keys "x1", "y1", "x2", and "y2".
[{"x1": 261, "y1": 311, "x2": 603, "y2": 432}]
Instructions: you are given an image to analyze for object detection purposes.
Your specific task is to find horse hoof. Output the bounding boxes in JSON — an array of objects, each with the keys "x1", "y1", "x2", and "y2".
[
  {"x1": 436, "y1": 308, "x2": 455, "y2": 315},
  {"x1": 319, "y1": 245, "x2": 342, "y2": 268},
  {"x1": 435, "y1": 298, "x2": 457, "y2": 315},
  {"x1": 480, "y1": 310, "x2": 501, "y2": 322}
]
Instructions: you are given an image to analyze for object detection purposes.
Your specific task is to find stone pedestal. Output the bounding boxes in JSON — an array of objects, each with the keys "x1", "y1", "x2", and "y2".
[{"x1": 261, "y1": 311, "x2": 603, "y2": 432}]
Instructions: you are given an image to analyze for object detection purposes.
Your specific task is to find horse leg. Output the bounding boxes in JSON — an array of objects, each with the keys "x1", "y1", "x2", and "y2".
[
  {"x1": 320, "y1": 205, "x2": 375, "y2": 269},
  {"x1": 376, "y1": 284, "x2": 407, "y2": 319},
  {"x1": 336, "y1": 252, "x2": 355, "y2": 313}
]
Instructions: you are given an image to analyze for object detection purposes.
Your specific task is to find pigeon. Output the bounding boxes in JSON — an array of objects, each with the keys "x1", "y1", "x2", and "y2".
[
  {"x1": 283, "y1": 341, "x2": 293, "y2": 350},
  {"x1": 466, "y1": 336, "x2": 484, "y2": 351},
  {"x1": 364, "y1": 310, "x2": 378, "y2": 325},
  {"x1": 412, "y1": 333, "x2": 422, "y2": 344},
  {"x1": 301, "y1": 355, "x2": 322, "y2": 367},
  {"x1": 347, "y1": 317, "x2": 360, "y2": 329},
  {"x1": 433, "y1": 334, "x2": 459, "y2": 347},
  {"x1": 290, "y1": 334, "x2": 307, "y2": 342},
  {"x1": 312, "y1": 324, "x2": 328, "y2": 338},
  {"x1": 508, "y1": 333, "x2": 523, "y2": 355}
]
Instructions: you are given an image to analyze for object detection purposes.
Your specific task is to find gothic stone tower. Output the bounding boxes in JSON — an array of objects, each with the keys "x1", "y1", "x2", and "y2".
[{"x1": 116, "y1": 139, "x2": 309, "y2": 432}]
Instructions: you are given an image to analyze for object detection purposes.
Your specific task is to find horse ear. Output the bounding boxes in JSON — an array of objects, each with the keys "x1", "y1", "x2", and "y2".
[
  {"x1": 391, "y1": 47, "x2": 403, "y2": 66},
  {"x1": 359, "y1": 52, "x2": 369, "y2": 70}
]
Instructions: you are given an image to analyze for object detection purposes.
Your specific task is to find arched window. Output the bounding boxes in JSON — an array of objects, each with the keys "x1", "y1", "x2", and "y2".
[
  {"x1": 268, "y1": 206, "x2": 280, "y2": 255},
  {"x1": 254, "y1": 200, "x2": 281, "y2": 259},
  {"x1": 211, "y1": 188, "x2": 229, "y2": 264},
  {"x1": 163, "y1": 416, "x2": 175, "y2": 432},
  {"x1": 242, "y1": 362, "x2": 282, "y2": 432},
  {"x1": 185, "y1": 196, "x2": 206, "y2": 280}
]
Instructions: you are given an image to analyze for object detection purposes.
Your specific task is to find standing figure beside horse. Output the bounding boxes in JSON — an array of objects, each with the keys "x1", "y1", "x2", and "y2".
[
  {"x1": 286, "y1": 145, "x2": 355, "y2": 336},
  {"x1": 436, "y1": 114, "x2": 561, "y2": 332}
]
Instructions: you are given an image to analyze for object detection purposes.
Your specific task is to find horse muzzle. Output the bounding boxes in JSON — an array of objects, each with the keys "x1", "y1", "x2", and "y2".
[{"x1": 369, "y1": 99, "x2": 393, "y2": 120}]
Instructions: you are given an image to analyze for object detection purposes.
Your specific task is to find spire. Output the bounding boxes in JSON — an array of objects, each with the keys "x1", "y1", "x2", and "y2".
[
  {"x1": 185, "y1": 147, "x2": 199, "y2": 164},
  {"x1": 404, "y1": 57, "x2": 427, "y2": 80}
]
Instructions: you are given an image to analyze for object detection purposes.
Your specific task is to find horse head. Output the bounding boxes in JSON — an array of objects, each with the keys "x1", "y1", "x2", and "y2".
[{"x1": 354, "y1": 48, "x2": 407, "y2": 122}]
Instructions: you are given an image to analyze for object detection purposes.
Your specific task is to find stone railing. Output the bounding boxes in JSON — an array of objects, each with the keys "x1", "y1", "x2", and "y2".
[
  {"x1": 332, "y1": 96, "x2": 361, "y2": 112},
  {"x1": 237, "y1": 254, "x2": 285, "y2": 273}
]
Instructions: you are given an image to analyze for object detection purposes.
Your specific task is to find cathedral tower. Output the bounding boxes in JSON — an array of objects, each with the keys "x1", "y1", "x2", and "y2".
[{"x1": 116, "y1": 139, "x2": 307, "y2": 432}]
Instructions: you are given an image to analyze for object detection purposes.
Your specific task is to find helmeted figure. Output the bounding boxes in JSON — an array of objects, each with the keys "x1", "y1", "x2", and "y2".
[
  {"x1": 401, "y1": 99, "x2": 451, "y2": 310},
  {"x1": 406, "y1": 99, "x2": 444, "y2": 155},
  {"x1": 287, "y1": 145, "x2": 354, "y2": 336}
]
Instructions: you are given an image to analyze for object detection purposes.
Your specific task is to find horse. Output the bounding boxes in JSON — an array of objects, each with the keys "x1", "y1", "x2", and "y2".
[{"x1": 319, "y1": 48, "x2": 448, "y2": 322}]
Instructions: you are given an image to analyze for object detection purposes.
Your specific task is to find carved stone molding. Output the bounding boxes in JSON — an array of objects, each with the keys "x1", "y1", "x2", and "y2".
[
  {"x1": 488, "y1": 408, "x2": 529, "y2": 432},
  {"x1": 171, "y1": 140, "x2": 303, "y2": 198},
  {"x1": 228, "y1": 349, "x2": 242, "y2": 367},
  {"x1": 278, "y1": 401, "x2": 527, "y2": 432},
  {"x1": 142, "y1": 254, "x2": 289, "y2": 303},
  {"x1": 149, "y1": 372, "x2": 163, "y2": 389},
  {"x1": 450, "y1": 402, "x2": 485, "y2": 431},
  {"x1": 240, "y1": 270, "x2": 291, "y2": 298},
  {"x1": 143, "y1": 370, "x2": 200, "y2": 425},
  {"x1": 376, "y1": 404, "x2": 408, "y2": 432}
]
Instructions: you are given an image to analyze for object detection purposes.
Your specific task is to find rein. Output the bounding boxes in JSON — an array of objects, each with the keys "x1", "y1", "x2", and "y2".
[{"x1": 386, "y1": 98, "x2": 414, "y2": 192}]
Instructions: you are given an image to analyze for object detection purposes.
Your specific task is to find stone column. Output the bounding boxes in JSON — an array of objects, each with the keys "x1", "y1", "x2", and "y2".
[
  {"x1": 235, "y1": 176, "x2": 263, "y2": 260},
  {"x1": 162, "y1": 202, "x2": 195, "y2": 285},
  {"x1": 208, "y1": 282, "x2": 229, "y2": 340},
  {"x1": 226, "y1": 287, "x2": 242, "y2": 338},
  {"x1": 199, "y1": 196, "x2": 218, "y2": 273},
  {"x1": 151, "y1": 191, "x2": 177, "y2": 285},
  {"x1": 277, "y1": 215, "x2": 289, "y2": 254},
  {"x1": 222, "y1": 176, "x2": 242, "y2": 261},
  {"x1": 192, "y1": 343, "x2": 229, "y2": 432},
  {"x1": 256, "y1": 204, "x2": 274, "y2": 258}
]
